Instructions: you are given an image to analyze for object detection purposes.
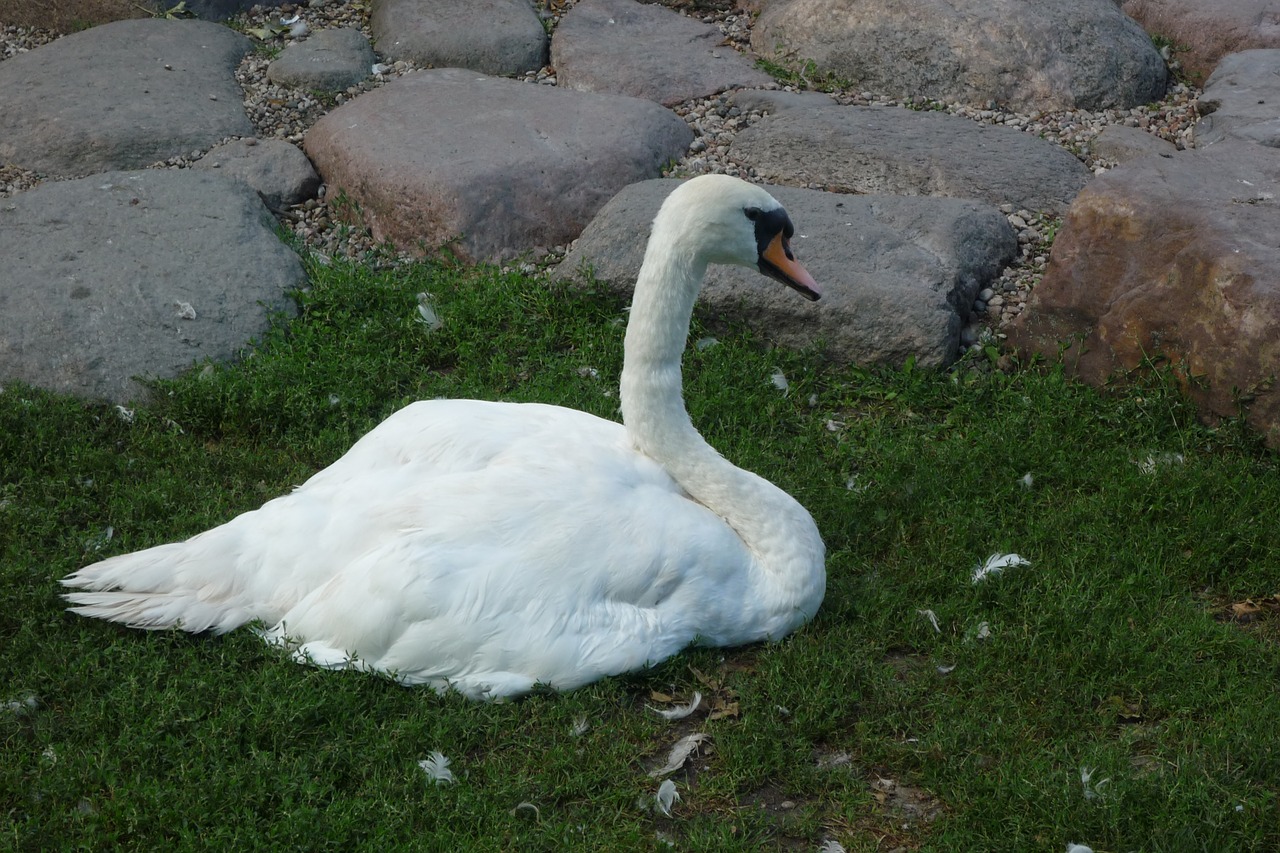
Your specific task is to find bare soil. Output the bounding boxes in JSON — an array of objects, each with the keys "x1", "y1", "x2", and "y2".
[{"x1": 0, "y1": 0, "x2": 155, "y2": 33}]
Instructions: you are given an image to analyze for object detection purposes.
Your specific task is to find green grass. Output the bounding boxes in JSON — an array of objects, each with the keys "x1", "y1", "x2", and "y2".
[{"x1": 3, "y1": 253, "x2": 1279, "y2": 851}]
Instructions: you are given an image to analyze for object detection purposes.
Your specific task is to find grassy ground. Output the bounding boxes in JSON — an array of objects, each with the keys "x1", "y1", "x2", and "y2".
[{"x1": 3, "y1": 253, "x2": 1279, "y2": 851}]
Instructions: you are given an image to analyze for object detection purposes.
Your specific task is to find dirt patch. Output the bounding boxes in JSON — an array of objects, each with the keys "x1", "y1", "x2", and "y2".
[
  {"x1": 0, "y1": 0, "x2": 155, "y2": 33},
  {"x1": 882, "y1": 647, "x2": 933, "y2": 680},
  {"x1": 1212, "y1": 594, "x2": 1280, "y2": 643}
]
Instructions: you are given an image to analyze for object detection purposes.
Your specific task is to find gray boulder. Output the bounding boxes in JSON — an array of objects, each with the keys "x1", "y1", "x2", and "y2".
[
  {"x1": 0, "y1": 171, "x2": 305, "y2": 404},
  {"x1": 192, "y1": 138, "x2": 321, "y2": 211},
  {"x1": 551, "y1": 0, "x2": 774, "y2": 106},
  {"x1": 752, "y1": 0, "x2": 1167, "y2": 111},
  {"x1": 371, "y1": 0, "x2": 548, "y2": 76},
  {"x1": 267, "y1": 27, "x2": 376, "y2": 91},
  {"x1": 1196, "y1": 50, "x2": 1280, "y2": 148},
  {"x1": 1121, "y1": 0, "x2": 1280, "y2": 82},
  {"x1": 727, "y1": 89, "x2": 840, "y2": 115},
  {"x1": 0, "y1": 19, "x2": 254, "y2": 178},
  {"x1": 556, "y1": 179, "x2": 1017, "y2": 367},
  {"x1": 304, "y1": 69, "x2": 692, "y2": 263},
  {"x1": 1091, "y1": 125, "x2": 1179, "y2": 164},
  {"x1": 178, "y1": 0, "x2": 286, "y2": 21},
  {"x1": 730, "y1": 105, "x2": 1091, "y2": 214}
]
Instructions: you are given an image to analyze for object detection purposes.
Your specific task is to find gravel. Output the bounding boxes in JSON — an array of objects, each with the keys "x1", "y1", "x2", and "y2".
[{"x1": 1, "y1": 2, "x2": 1204, "y2": 345}]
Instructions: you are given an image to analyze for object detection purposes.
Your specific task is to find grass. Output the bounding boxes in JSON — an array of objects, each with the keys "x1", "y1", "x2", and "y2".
[{"x1": 3, "y1": 252, "x2": 1280, "y2": 851}]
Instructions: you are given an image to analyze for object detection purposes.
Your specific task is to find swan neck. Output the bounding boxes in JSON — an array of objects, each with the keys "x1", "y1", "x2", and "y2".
[
  {"x1": 619, "y1": 241, "x2": 704, "y2": 465},
  {"x1": 616, "y1": 202, "x2": 825, "y2": 635}
]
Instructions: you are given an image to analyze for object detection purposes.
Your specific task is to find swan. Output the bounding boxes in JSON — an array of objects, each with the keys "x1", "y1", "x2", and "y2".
[{"x1": 61, "y1": 174, "x2": 826, "y2": 700}]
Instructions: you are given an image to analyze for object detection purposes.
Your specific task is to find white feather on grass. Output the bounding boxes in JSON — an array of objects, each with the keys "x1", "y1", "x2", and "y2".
[
  {"x1": 415, "y1": 292, "x2": 443, "y2": 331},
  {"x1": 418, "y1": 751, "x2": 456, "y2": 785},
  {"x1": 649, "y1": 692, "x2": 702, "y2": 721},
  {"x1": 770, "y1": 368, "x2": 789, "y2": 394},
  {"x1": 1080, "y1": 766, "x2": 1109, "y2": 800},
  {"x1": 1136, "y1": 452, "x2": 1185, "y2": 475},
  {"x1": 917, "y1": 608, "x2": 941, "y2": 633},
  {"x1": 819, "y1": 841, "x2": 848, "y2": 853},
  {"x1": 1066, "y1": 844, "x2": 1094, "y2": 853},
  {"x1": 649, "y1": 732, "x2": 709, "y2": 777},
  {"x1": 509, "y1": 802, "x2": 540, "y2": 819},
  {"x1": 570, "y1": 715, "x2": 590, "y2": 737},
  {"x1": 971, "y1": 553, "x2": 1030, "y2": 584},
  {"x1": 655, "y1": 779, "x2": 681, "y2": 816}
]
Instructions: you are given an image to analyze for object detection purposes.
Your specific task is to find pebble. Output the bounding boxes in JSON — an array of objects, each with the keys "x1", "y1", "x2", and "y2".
[{"x1": 1, "y1": 4, "x2": 1203, "y2": 336}]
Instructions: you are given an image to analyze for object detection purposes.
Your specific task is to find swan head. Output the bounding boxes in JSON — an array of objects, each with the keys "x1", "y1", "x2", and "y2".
[{"x1": 656, "y1": 174, "x2": 821, "y2": 302}]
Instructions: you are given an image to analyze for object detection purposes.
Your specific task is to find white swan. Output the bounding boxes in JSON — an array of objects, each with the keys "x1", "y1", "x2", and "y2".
[{"x1": 61, "y1": 174, "x2": 826, "y2": 700}]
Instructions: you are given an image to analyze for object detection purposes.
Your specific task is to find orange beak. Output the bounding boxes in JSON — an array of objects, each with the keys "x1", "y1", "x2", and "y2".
[{"x1": 759, "y1": 232, "x2": 820, "y2": 301}]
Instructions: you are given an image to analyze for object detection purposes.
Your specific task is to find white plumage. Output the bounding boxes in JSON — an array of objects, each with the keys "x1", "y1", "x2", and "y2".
[{"x1": 61, "y1": 174, "x2": 827, "y2": 700}]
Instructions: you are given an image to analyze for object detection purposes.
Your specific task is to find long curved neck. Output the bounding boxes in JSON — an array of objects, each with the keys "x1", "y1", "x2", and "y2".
[
  {"x1": 618, "y1": 232, "x2": 825, "y2": 632},
  {"x1": 619, "y1": 241, "x2": 708, "y2": 477}
]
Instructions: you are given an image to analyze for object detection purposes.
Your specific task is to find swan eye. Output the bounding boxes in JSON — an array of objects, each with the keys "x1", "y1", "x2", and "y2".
[{"x1": 743, "y1": 207, "x2": 762, "y2": 222}]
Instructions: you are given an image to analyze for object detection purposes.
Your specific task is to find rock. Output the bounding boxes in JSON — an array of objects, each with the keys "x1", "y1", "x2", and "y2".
[
  {"x1": 729, "y1": 105, "x2": 1091, "y2": 214},
  {"x1": 726, "y1": 89, "x2": 838, "y2": 115},
  {"x1": 370, "y1": 0, "x2": 548, "y2": 76},
  {"x1": 1121, "y1": 0, "x2": 1280, "y2": 83},
  {"x1": 1195, "y1": 50, "x2": 1280, "y2": 149},
  {"x1": 266, "y1": 27, "x2": 375, "y2": 91},
  {"x1": 0, "y1": 170, "x2": 305, "y2": 404},
  {"x1": 556, "y1": 179, "x2": 1017, "y2": 367},
  {"x1": 192, "y1": 138, "x2": 321, "y2": 211},
  {"x1": 179, "y1": 0, "x2": 287, "y2": 21},
  {"x1": 1091, "y1": 125, "x2": 1178, "y2": 164},
  {"x1": 304, "y1": 69, "x2": 693, "y2": 263},
  {"x1": 551, "y1": 0, "x2": 774, "y2": 106},
  {"x1": 1007, "y1": 142, "x2": 1280, "y2": 448},
  {"x1": 0, "y1": 19, "x2": 254, "y2": 178},
  {"x1": 752, "y1": 0, "x2": 1168, "y2": 111}
]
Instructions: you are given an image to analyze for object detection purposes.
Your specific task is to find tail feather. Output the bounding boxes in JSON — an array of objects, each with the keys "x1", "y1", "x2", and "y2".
[
  {"x1": 61, "y1": 539, "x2": 255, "y2": 635},
  {"x1": 62, "y1": 590, "x2": 249, "y2": 634}
]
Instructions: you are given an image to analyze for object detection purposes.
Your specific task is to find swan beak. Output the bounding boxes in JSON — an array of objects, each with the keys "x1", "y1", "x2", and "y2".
[{"x1": 759, "y1": 233, "x2": 821, "y2": 301}]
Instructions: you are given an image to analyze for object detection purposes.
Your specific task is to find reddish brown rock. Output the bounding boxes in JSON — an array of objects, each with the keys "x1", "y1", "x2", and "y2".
[
  {"x1": 1121, "y1": 0, "x2": 1280, "y2": 83},
  {"x1": 1008, "y1": 143, "x2": 1280, "y2": 447}
]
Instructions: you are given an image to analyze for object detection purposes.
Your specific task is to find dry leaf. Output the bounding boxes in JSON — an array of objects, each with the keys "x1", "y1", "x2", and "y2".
[{"x1": 708, "y1": 699, "x2": 739, "y2": 721}]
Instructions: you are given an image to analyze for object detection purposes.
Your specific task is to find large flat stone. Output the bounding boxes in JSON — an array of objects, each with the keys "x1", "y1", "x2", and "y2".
[
  {"x1": 753, "y1": 0, "x2": 1167, "y2": 112},
  {"x1": 551, "y1": 0, "x2": 774, "y2": 106},
  {"x1": 371, "y1": 0, "x2": 548, "y2": 76},
  {"x1": 730, "y1": 105, "x2": 1091, "y2": 214},
  {"x1": 1196, "y1": 49, "x2": 1280, "y2": 149},
  {"x1": 303, "y1": 69, "x2": 693, "y2": 263},
  {"x1": 556, "y1": 179, "x2": 1017, "y2": 367},
  {"x1": 0, "y1": 19, "x2": 255, "y2": 178},
  {"x1": 0, "y1": 170, "x2": 305, "y2": 403},
  {"x1": 1008, "y1": 143, "x2": 1280, "y2": 448}
]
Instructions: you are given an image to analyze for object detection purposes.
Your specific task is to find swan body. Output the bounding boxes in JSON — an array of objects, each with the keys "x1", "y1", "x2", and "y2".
[{"x1": 62, "y1": 174, "x2": 827, "y2": 700}]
